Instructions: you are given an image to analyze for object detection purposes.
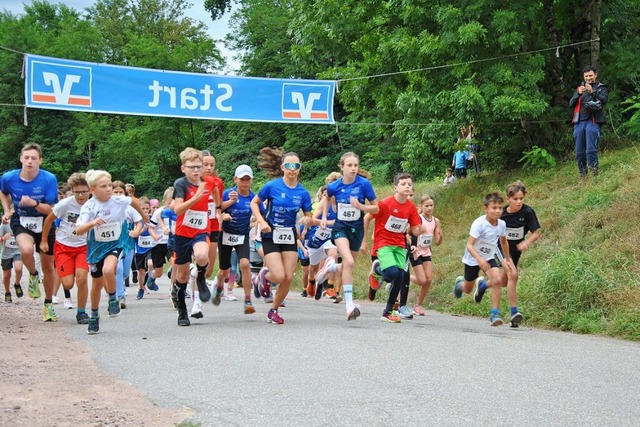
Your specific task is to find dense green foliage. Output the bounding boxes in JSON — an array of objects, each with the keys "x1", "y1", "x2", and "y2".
[{"x1": 0, "y1": 0, "x2": 639, "y2": 194}]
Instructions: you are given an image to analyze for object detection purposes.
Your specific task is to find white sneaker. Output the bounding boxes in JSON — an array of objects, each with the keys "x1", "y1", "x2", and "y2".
[
  {"x1": 63, "y1": 298, "x2": 73, "y2": 309},
  {"x1": 52, "y1": 296, "x2": 60, "y2": 304},
  {"x1": 346, "y1": 303, "x2": 361, "y2": 321},
  {"x1": 190, "y1": 298, "x2": 203, "y2": 319},
  {"x1": 315, "y1": 257, "x2": 335, "y2": 285},
  {"x1": 224, "y1": 291, "x2": 237, "y2": 301}
]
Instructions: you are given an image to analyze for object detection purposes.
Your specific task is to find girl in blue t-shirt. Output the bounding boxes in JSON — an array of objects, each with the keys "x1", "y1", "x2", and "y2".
[
  {"x1": 250, "y1": 148, "x2": 313, "y2": 325},
  {"x1": 318, "y1": 152, "x2": 378, "y2": 321}
]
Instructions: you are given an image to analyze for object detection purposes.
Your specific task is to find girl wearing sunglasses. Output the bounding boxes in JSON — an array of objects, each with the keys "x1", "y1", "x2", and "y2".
[
  {"x1": 251, "y1": 148, "x2": 313, "y2": 324},
  {"x1": 317, "y1": 152, "x2": 378, "y2": 320}
]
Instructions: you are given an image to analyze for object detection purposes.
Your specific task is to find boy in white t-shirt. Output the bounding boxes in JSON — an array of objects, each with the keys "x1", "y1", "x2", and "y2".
[
  {"x1": 76, "y1": 170, "x2": 148, "y2": 335},
  {"x1": 453, "y1": 192, "x2": 514, "y2": 326}
]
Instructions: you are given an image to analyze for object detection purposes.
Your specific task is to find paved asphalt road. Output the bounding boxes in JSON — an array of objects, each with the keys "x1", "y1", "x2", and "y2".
[{"x1": 59, "y1": 276, "x2": 640, "y2": 426}]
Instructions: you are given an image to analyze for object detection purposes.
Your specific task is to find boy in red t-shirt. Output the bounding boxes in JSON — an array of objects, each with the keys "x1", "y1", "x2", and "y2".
[
  {"x1": 171, "y1": 148, "x2": 216, "y2": 326},
  {"x1": 365, "y1": 173, "x2": 422, "y2": 323}
]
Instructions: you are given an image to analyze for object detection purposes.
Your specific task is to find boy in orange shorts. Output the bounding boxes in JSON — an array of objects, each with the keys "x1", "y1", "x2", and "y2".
[{"x1": 41, "y1": 173, "x2": 90, "y2": 324}]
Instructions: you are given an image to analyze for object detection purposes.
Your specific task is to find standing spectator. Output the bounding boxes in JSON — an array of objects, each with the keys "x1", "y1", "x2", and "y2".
[{"x1": 569, "y1": 65, "x2": 608, "y2": 179}]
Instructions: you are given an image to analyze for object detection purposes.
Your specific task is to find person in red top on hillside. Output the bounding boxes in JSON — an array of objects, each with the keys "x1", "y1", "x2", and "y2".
[
  {"x1": 366, "y1": 173, "x2": 422, "y2": 323},
  {"x1": 171, "y1": 148, "x2": 216, "y2": 327}
]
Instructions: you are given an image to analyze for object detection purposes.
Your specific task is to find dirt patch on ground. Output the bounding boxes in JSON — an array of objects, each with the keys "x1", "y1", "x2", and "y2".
[{"x1": 0, "y1": 298, "x2": 192, "y2": 426}]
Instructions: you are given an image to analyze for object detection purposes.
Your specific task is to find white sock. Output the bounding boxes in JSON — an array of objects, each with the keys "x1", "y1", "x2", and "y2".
[
  {"x1": 193, "y1": 290, "x2": 200, "y2": 301},
  {"x1": 343, "y1": 284, "x2": 353, "y2": 310}
]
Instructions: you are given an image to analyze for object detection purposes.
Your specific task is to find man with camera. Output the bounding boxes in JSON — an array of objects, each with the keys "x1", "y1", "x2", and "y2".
[{"x1": 569, "y1": 65, "x2": 608, "y2": 179}]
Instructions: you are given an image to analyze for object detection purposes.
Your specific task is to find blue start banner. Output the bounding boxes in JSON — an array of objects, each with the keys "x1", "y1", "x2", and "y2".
[{"x1": 24, "y1": 54, "x2": 336, "y2": 124}]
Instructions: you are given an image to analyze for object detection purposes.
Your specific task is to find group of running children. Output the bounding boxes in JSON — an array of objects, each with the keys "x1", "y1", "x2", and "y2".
[{"x1": 1, "y1": 144, "x2": 540, "y2": 334}]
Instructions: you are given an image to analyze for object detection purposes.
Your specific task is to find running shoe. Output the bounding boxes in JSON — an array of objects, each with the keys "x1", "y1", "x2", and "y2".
[
  {"x1": 42, "y1": 303, "x2": 58, "y2": 322},
  {"x1": 489, "y1": 312, "x2": 504, "y2": 326},
  {"x1": 392, "y1": 301, "x2": 400, "y2": 311},
  {"x1": 52, "y1": 296, "x2": 60, "y2": 304},
  {"x1": 87, "y1": 315, "x2": 100, "y2": 334},
  {"x1": 224, "y1": 290, "x2": 238, "y2": 301},
  {"x1": 332, "y1": 293, "x2": 343, "y2": 304},
  {"x1": 177, "y1": 308, "x2": 190, "y2": 326},
  {"x1": 412, "y1": 304, "x2": 426, "y2": 316},
  {"x1": 27, "y1": 275, "x2": 40, "y2": 298},
  {"x1": 252, "y1": 273, "x2": 261, "y2": 298},
  {"x1": 136, "y1": 288, "x2": 144, "y2": 300},
  {"x1": 368, "y1": 287, "x2": 377, "y2": 301},
  {"x1": 315, "y1": 257, "x2": 335, "y2": 286},
  {"x1": 64, "y1": 298, "x2": 73, "y2": 309},
  {"x1": 5, "y1": 292, "x2": 12, "y2": 303},
  {"x1": 325, "y1": 288, "x2": 338, "y2": 299},
  {"x1": 397, "y1": 305, "x2": 413, "y2": 320},
  {"x1": 212, "y1": 287, "x2": 223, "y2": 306},
  {"x1": 510, "y1": 312, "x2": 523, "y2": 328},
  {"x1": 244, "y1": 300, "x2": 256, "y2": 314},
  {"x1": 473, "y1": 276, "x2": 487, "y2": 303},
  {"x1": 76, "y1": 311, "x2": 89, "y2": 324},
  {"x1": 453, "y1": 276, "x2": 464, "y2": 299},
  {"x1": 119, "y1": 296, "x2": 127, "y2": 309},
  {"x1": 264, "y1": 293, "x2": 274, "y2": 304},
  {"x1": 314, "y1": 282, "x2": 323, "y2": 300},
  {"x1": 108, "y1": 298, "x2": 121, "y2": 317},
  {"x1": 368, "y1": 259, "x2": 382, "y2": 290},
  {"x1": 381, "y1": 311, "x2": 402, "y2": 323},
  {"x1": 346, "y1": 303, "x2": 361, "y2": 321},
  {"x1": 147, "y1": 277, "x2": 159, "y2": 291},
  {"x1": 190, "y1": 298, "x2": 203, "y2": 318},
  {"x1": 14, "y1": 284, "x2": 23, "y2": 298},
  {"x1": 196, "y1": 271, "x2": 211, "y2": 303},
  {"x1": 301, "y1": 289, "x2": 308, "y2": 297},
  {"x1": 258, "y1": 267, "x2": 270, "y2": 298},
  {"x1": 267, "y1": 309, "x2": 284, "y2": 325},
  {"x1": 280, "y1": 300, "x2": 287, "y2": 307},
  {"x1": 306, "y1": 279, "x2": 316, "y2": 298}
]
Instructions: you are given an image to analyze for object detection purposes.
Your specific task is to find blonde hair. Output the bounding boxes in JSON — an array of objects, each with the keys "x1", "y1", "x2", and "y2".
[
  {"x1": 138, "y1": 196, "x2": 150, "y2": 207},
  {"x1": 163, "y1": 187, "x2": 174, "y2": 202},
  {"x1": 179, "y1": 147, "x2": 203, "y2": 165},
  {"x1": 324, "y1": 172, "x2": 342, "y2": 184},
  {"x1": 86, "y1": 170, "x2": 111, "y2": 187}
]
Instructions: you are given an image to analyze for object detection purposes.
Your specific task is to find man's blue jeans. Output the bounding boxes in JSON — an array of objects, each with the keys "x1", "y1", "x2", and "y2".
[{"x1": 574, "y1": 120, "x2": 600, "y2": 175}]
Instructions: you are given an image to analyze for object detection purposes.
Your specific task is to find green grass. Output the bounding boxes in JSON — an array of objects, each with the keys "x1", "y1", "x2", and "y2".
[{"x1": 339, "y1": 142, "x2": 640, "y2": 340}]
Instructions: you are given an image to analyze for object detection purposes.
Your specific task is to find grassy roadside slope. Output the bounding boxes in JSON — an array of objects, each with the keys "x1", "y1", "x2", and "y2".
[{"x1": 348, "y1": 144, "x2": 640, "y2": 340}]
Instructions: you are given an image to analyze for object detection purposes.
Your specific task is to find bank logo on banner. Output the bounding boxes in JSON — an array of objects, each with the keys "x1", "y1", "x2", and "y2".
[
  {"x1": 281, "y1": 83, "x2": 331, "y2": 121},
  {"x1": 30, "y1": 60, "x2": 92, "y2": 107}
]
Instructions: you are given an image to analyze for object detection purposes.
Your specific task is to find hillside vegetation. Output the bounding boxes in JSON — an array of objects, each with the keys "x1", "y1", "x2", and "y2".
[{"x1": 350, "y1": 144, "x2": 640, "y2": 340}]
